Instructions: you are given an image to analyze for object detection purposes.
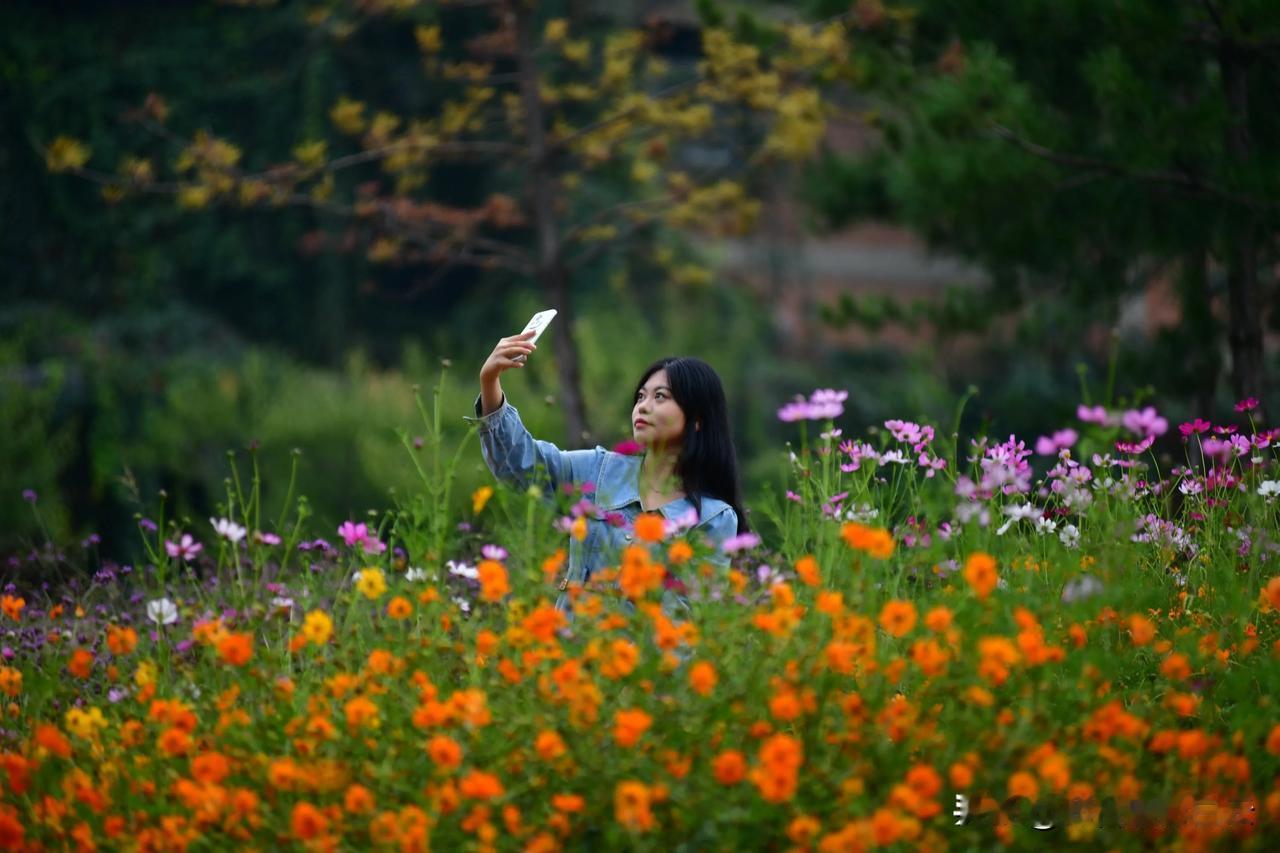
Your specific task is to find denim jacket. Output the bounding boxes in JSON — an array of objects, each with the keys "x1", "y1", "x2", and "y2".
[{"x1": 465, "y1": 394, "x2": 738, "y2": 617}]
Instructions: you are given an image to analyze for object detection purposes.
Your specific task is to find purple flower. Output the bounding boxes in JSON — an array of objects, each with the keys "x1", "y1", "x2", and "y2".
[
  {"x1": 164, "y1": 534, "x2": 203, "y2": 562},
  {"x1": 139, "y1": 518, "x2": 158, "y2": 533},
  {"x1": 21, "y1": 489, "x2": 37, "y2": 504},
  {"x1": 1034, "y1": 428, "x2": 1078, "y2": 456},
  {"x1": 785, "y1": 490, "x2": 802, "y2": 503},
  {"x1": 1234, "y1": 397, "x2": 1259, "y2": 413},
  {"x1": 1122, "y1": 406, "x2": 1168, "y2": 438},
  {"x1": 254, "y1": 531, "x2": 282, "y2": 546},
  {"x1": 884, "y1": 419, "x2": 934, "y2": 450}
]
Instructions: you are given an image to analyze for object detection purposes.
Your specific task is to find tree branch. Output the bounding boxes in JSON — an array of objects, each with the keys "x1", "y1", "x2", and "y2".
[{"x1": 988, "y1": 123, "x2": 1276, "y2": 211}]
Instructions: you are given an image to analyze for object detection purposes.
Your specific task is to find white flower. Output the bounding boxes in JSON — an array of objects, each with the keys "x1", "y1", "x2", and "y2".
[
  {"x1": 146, "y1": 597, "x2": 179, "y2": 626},
  {"x1": 1034, "y1": 515, "x2": 1058, "y2": 535},
  {"x1": 995, "y1": 502, "x2": 1042, "y2": 536},
  {"x1": 1059, "y1": 524, "x2": 1081, "y2": 549},
  {"x1": 405, "y1": 567, "x2": 428, "y2": 582},
  {"x1": 1061, "y1": 574, "x2": 1104, "y2": 603},
  {"x1": 446, "y1": 560, "x2": 478, "y2": 580},
  {"x1": 879, "y1": 449, "x2": 911, "y2": 465},
  {"x1": 1178, "y1": 479, "x2": 1203, "y2": 496},
  {"x1": 1258, "y1": 480, "x2": 1280, "y2": 501},
  {"x1": 210, "y1": 517, "x2": 247, "y2": 544},
  {"x1": 452, "y1": 596, "x2": 472, "y2": 613},
  {"x1": 270, "y1": 596, "x2": 294, "y2": 612}
]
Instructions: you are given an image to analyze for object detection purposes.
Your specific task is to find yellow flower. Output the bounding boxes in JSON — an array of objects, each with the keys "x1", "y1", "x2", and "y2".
[
  {"x1": 415, "y1": 24, "x2": 442, "y2": 53},
  {"x1": 134, "y1": 660, "x2": 157, "y2": 687},
  {"x1": 302, "y1": 610, "x2": 334, "y2": 646},
  {"x1": 472, "y1": 486, "x2": 494, "y2": 515},
  {"x1": 64, "y1": 706, "x2": 108, "y2": 739},
  {"x1": 356, "y1": 568, "x2": 387, "y2": 600},
  {"x1": 571, "y1": 516, "x2": 588, "y2": 542},
  {"x1": 544, "y1": 19, "x2": 568, "y2": 44}
]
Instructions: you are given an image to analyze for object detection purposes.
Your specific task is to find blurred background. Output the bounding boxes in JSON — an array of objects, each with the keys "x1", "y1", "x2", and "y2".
[{"x1": 3, "y1": 0, "x2": 1277, "y2": 560}]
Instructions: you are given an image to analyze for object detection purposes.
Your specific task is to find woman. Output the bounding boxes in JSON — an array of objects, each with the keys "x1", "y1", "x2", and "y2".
[{"x1": 465, "y1": 329, "x2": 748, "y2": 617}]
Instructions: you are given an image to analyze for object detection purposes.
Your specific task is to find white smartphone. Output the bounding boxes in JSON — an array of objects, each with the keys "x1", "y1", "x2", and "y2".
[{"x1": 513, "y1": 309, "x2": 556, "y2": 363}]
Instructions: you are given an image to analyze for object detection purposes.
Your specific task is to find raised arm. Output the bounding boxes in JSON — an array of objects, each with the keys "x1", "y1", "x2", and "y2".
[{"x1": 465, "y1": 331, "x2": 603, "y2": 494}]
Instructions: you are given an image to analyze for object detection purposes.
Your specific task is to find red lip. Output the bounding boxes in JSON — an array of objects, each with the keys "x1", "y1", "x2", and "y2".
[{"x1": 634, "y1": 419, "x2": 650, "y2": 428}]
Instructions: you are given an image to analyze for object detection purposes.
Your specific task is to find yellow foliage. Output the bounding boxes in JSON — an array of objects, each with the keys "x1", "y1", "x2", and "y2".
[
  {"x1": 177, "y1": 184, "x2": 213, "y2": 209},
  {"x1": 45, "y1": 137, "x2": 91, "y2": 172},
  {"x1": 561, "y1": 39, "x2": 590, "y2": 65},
  {"x1": 543, "y1": 19, "x2": 568, "y2": 44},
  {"x1": 415, "y1": 25, "x2": 442, "y2": 53},
  {"x1": 330, "y1": 97, "x2": 367, "y2": 135},
  {"x1": 293, "y1": 140, "x2": 327, "y2": 170}
]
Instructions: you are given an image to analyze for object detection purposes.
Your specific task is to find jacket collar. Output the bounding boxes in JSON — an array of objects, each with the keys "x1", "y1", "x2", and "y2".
[{"x1": 595, "y1": 452, "x2": 729, "y2": 525}]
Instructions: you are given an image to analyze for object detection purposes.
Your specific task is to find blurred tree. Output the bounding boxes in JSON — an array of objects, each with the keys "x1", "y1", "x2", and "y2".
[
  {"x1": 804, "y1": 0, "x2": 1278, "y2": 415},
  {"x1": 47, "y1": 0, "x2": 850, "y2": 444}
]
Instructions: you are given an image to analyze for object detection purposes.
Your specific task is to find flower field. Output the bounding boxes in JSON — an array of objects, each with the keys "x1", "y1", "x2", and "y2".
[{"x1": 2, "y1": 386, "x2": 1280, "y2": 851}]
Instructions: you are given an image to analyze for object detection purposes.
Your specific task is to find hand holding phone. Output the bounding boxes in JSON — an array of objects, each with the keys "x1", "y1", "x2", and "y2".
[
  {"x1": 512, "y1": 309, "x2": 556, "y2": 364},
  {"x1": 479, "y1": 309, "x2": 556, "y2": 383}
]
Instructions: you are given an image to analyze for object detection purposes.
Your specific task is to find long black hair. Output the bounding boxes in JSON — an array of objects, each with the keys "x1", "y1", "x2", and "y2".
[{"x1": 632, "y1": 356, "x2": 750, "y2": 534}]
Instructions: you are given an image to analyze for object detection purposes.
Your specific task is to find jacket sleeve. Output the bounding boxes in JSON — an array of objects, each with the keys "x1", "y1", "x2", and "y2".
[{"x1": 464, "y1": 393, "x2": 603, "y2": 494}]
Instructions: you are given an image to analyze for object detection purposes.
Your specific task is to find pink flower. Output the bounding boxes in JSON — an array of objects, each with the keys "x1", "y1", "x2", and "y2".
[
  {"x1": 165, "y1": 533, "x2": 203, "y2": 562},
  {"x1": 1034, "y1": 428, "x2": 1078, "y2": 456},
  {"x1": 1178, "y1": 419, "x2": 1211, "y2": 438},
  {"x1": 612, "y1": 440, "x2": 644, "y2": 455},
  {"x1": 255, "y1": 531, "x2": 282, "y2": 546},
  {"x1": 1234, "y1": 397, "x2": 1259, "y2": 413},
  {"x1": 337, "y1": 520, "x2": 386, "y2": 555},
  {"x1": 917, "y1": 453, "x2": 947, "y2": 478},
  {"x1": 1115, "y1": 436, "x2": 1155, "y2": 455},
  {"x1": 1077, "y1": 404, "x2": 1109, "y2": 425},
  {"x1": 777, "y1": 389, "x2": 848, "y2": 422},
  {"x1": 785, "y1": 490, "x2": 802, "y2": 503},
  {"x1": 1121, "y1": 406, "x2": 1168, "y2": 438},
  {"x1": 338, "y1": 521, "x2": 368, "y2": 547},
  {"x1": 482, "y1": 544, "x2": 508, "y2": 561},
  {"x1": 720, "y1": 532, "x2": 761, "y2": 553}
]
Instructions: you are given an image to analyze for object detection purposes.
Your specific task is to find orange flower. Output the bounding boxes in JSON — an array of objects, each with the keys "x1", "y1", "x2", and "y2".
[
  {"x1": 0, "y1": 596, "x2": 24, "y2": 621},
  {"x1": 217, "y1": 632, "x2": 253, "y2": 667},
  {"x1": 909, "y1": 639, "x2": 949, "y2": 677},
  {"x1": 35, "y1": 723, "x2": 72, "y2": 758},
  {"x1": 427, "y1": 735, "x2": 463, "y2": 770},
  {"x1": 475, "y1": 630, "x2": 500, "y2": 656},
  {"x1": 878, "y1": 600, "x2": 917, "y2": 637},
  {"x1": 552, "y1": 793, "x2": 585, "y2": 813},
  {"x1": 794, "y1": 555, "x2": 820, "y2": 586},
  {"x1": 614, "y1": 781, "x2": 654, "y2": 832},
  {"x1": 1260, "y1": 576, "x2": 1280, "y2": 611},
  {"x1": 618, "y1": 547, "x2": 665, "y2": 600},
  {"x1": 522, "y1": 605, "x2": 566, "y2": 644},
  {"x1": 600, "y1": 639, "x2": 639, "y2": 680},
  {"x1": 923, "y1": 606, "x2": 952, "y2": 632},
  {"x1": 190, "y1": 752, "x2": 230, "y2": 784},
  {"x1": 1008, "y1": 771, "x2": 1039, "y2": 801},
  {"x1": 158, "y1": 727, "x2": 191, "y2": 757},
  {"x1": 841, "y1": 523, "x2": 895, "y2": 558},
  {"x1": 1266, "y1": 724, "x2": 1280, "y2": 756},
  {"x1": 67, "y1": 649, "x2": 94, "y2": 679},
  {"x1": 386, "y1": 597, "x2": 413, "y2": 619},
  {"x1": 459, "y1": 769, "x2": 504, "y2": 800},
  {"x1": 477, "y1": 560, "x2": 510, "y2": 603},
  {"x1": 1128, "y1": 614, "x2": 1156, "y2": 646},
  {"x1": 344, "y1": 784, "x2": 375, "y2": 814},
  {"x1": 613, "y1": 708, "x2": 652, "y2": 748},
  {"x1": 633, "y1": 513, "x2": 666, "y2": 543},
  {"x1": 964, "y1": 553, "x2": 998, "y2": 599},
  {"x1": 535, "y1": 730, "x2": 567, "y2": 761},
  {"x1": 291, "y1": 801, "x2": 328, "y2": 840},
  {"x1": 712, "y1": 750, "x2": 747, "y2": 785},
  {"x1": 106, "y1": 626, "x2": 138, "y2": 656},
  {"x1": 1160, "y1": 652, "x2": 1191, "y2": 681},
  {"x1": 344, "y1": 695, "x2": 379, "y2": 731},
  {"x1": 685, "y1": 660, "x2": 716, "y2": 696},
  {"x1": 667, "y1": 541, "x2": 693, "y2": 565}
]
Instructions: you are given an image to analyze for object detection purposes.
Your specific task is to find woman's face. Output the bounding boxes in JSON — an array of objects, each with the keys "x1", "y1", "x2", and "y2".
[{"x1": 632, "y1": 369, "x2": 687, "y2": 449}]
